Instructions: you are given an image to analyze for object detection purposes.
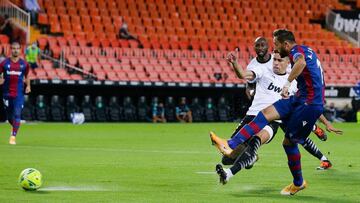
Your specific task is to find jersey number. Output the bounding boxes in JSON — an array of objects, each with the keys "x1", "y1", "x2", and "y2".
[
  {"x1": 317, "y1": 59, "x2": 325, "y2": 85},
  {"x1": 3, "y1": 99, "x2": 9, "y2": 107}
]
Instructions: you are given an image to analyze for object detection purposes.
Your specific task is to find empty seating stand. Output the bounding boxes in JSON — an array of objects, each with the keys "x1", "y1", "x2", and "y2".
[{"x1": 31, "y1": 0, "x2": 359, "y2": 86}]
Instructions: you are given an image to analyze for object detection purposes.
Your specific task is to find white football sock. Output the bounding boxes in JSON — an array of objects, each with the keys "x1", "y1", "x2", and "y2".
[{"x1": 321, "y1": 156, "x2": 328, "y2": 161}]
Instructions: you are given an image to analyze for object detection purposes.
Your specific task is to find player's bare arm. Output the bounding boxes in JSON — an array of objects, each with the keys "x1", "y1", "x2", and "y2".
[
  {"x1": 0, "y1": 74, "x2": 3, "y2": 85},
  {"x1": 25, "y1": 77, "x2": 31, "y2": 94},
  {"x1": 318, "y1": 114, "x2": 343, "y2": 135},
  {"x1": 281, "y1": 54, "x2": 306, "y2": 98},
  {"x1": 0, "y1": 62, "x2": 3, "y2": 85},
  {"x1": 226, "y1": 49, "x2": 255, "y2": 81}
]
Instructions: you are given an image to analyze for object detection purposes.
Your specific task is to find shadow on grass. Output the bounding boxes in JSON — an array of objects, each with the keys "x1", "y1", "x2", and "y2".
[{"x1": 24, "y1": 190, "x2": 51, "y2": 195}]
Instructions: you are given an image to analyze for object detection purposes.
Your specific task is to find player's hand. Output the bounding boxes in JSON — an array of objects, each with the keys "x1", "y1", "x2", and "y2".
[
  {"x1": 226, "y1": 48, "x2": 239, "y2": 66},
  {"x1": 281, "y1": 86, "x2": 290, "y2": 99},
  {"x1": 325, "y1": 124, "x2": 343, "y2": 135},
  {"x1": 25, "y1": 86, "x2": 31, "y2": 94},
  {"x1": 0, "y1": 78, "x2": 4, "y2": 85}
]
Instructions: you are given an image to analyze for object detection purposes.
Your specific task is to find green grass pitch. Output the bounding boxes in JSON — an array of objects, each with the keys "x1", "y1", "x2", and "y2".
[{"x1": 0, "y1": 122, "x2": 359, "y2": 202}]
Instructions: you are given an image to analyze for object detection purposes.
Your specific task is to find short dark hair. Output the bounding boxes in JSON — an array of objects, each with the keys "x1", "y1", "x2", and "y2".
[
  {"x1": 11, "y1": 41, "x2": 20, "y2": 46},
  {"x1": 273, "y1": 29, "x2": 296, "y2": 43},
  {"x1": 273, "y1": 50, "x2": 289, "y2": 60}
]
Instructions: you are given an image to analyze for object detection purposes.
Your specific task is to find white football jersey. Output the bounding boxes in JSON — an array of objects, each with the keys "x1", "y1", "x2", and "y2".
[{"x1": 246, "y1": 55, "x2": 297, "y2": 116}]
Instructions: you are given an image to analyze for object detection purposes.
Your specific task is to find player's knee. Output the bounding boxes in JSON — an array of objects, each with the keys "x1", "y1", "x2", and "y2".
[
  {"x1": 256, "y1": 133, "x2": 268, "y2": 145},
  {"x1": 261, "y1": 105, "x2": 280, "y2": 121},
  {"x1": 261, "y1": 126, "x2": 273, "y2": 144}
]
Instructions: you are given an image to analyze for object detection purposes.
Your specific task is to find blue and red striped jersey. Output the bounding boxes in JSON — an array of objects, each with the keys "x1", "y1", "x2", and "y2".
[
  {"x1": 289, "y1": 45, "x2": 325, "y2": 105},
  {"x1": 0, "y1": 58, "x2": 29, "y2": 98}
]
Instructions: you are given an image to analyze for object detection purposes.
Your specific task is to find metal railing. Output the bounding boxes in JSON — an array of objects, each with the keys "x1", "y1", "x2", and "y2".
[
  {"x1": 0, "y1": 0, "x2": 30, "y2": 43},
  {"x1": 41, "y1": 52, "x2": 97, "y2": 79},
  {"x1": 60, "y1": 46, "x2": 253, "y2": 61}
]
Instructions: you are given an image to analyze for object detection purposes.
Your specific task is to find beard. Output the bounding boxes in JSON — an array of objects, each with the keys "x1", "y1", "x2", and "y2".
[
  {"x1": 279, "y1": 47, "x2": 288, "y2": 58},
  {"x1": 256, "y1": 51, "x2": 266, "y2": 58}
]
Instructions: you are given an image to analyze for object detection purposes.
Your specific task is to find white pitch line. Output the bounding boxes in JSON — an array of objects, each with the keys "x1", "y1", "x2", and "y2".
[{"x1": 39, "y1": 186, "x2": 111, "y2": 191}]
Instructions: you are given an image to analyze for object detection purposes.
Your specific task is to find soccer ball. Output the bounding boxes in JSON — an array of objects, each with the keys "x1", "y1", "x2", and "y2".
[{"x1": 18, "y1": 168, "x2": 42, "y2": 191}]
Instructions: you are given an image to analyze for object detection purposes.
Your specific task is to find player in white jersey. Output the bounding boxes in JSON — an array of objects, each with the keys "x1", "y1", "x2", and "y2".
[{"x1": 212, "y1": 38, "x2": 342, "y2": 174}]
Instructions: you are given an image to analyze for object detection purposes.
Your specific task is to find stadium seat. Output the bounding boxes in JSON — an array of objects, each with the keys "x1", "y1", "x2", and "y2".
[
  {"x1": 137, "y1": 96, "x2": 150, "y2": 122},
  {"x1": 33, "y1": 0, "x2": 358, "y2": 86},
  {"x1": 164, "y1": 96, "x2": 176, "y2": 122},
  {"x1": 190, "y1": 97, "x2": 203, "y2": 122},
  {"x1": 204, "y1": 97, "x2": 216, "y2": 122},
  {"x1": 123, "y1": 96, "x2": 136, "y2": 121},
  {"x1": 21, "y1": 95, "x2": 34, "y2": 121},
  {"x1": 107, "y1": 96, "x2": 122, "y2": 121},
  {"x1": 81, "y1": 95, "x2": 94, "y2": 121},
  {"x1": 66, "y1": 95, "x2": 80, "y2": 121},
  {"x1": 217, "y1": 97, "x2": 231, "y2": 122},
  {"x1": 35, "y1": 95, "x2": 48, "y2": 121},
  {"x1": 94, "y1": 96, "x2": 107, "y2": 121},
  {"x1": 50, "y1": 95, "x2": 65, "y2": 121}
]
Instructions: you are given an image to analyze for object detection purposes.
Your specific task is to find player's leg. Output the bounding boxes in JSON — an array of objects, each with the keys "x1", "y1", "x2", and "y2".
[
  {"x1": 301, "y1": 137, "x2": 332, "y2": 170},
  {"x1": 216, "y1": 121, "x2": 282, "y2": 183},
  {"x1": 227, "y1": 105, "x2": 280, "y2": 149},
  {"x1": 216, "y1": 135, "x2": 261, "y2": 184},
  {"x1": 211, "y1": 98, "x2": 292, "y2": 157},
  {"x1": 9, "y1": 97, "x2": 24, "y2": 144},
  {"x1": 280, "y1": 122, "x2": 331, "y2": 170},
  {"x1": 215, "y1": 116, "x2": 254, "y2": 160},
  {"x1": 280, "y1": 104, "x2": 323, "y2": 195},
  {"x1": 3, "y1": 97, "x2": 14, "y2": 125},
  {"x1": 221, "y1": 126, "x2": 271, "y2": 165},
  {"x1": 280, "y1": 137, "x2": 307, "y2": 195},
  {"x1": 221, "y1": 120, "x2": 279, "y2": 167},
  {"x1": 4, "y1": 98, "x2": 16, "y2": 144},
  {"x1": 312, "y1": 124, "x2": 327, "y2": 141},
  {"x1": 221, "y1": 116, "x2": 254, "y2": 165},
  {"x1": 229, "y1": 115, "x2": 255, "y2": 138}
]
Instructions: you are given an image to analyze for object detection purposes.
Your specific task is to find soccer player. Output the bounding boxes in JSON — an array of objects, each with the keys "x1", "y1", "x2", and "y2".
[
  {"x1": 216, "y1": 38, "x2": 340, "y2": 171},
  {"x1": 0, "y1": 42, "x2": 31, "y2": 145},
  {"x1": 210, "y1": 30, "x2": 340, "y2": 195}
]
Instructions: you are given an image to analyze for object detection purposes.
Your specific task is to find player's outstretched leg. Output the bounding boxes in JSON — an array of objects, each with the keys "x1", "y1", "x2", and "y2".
[
  {"x1": 301, "y1": 137, "x2": 332, "y2": 170},
  {"x1": 312, "y1": 124, "x2": 327, "y2": 141},
  {"x1": 281, "y1": 138, "x2": 307, "y2": 195},
  {"x1": 227, "y1": 112, "x2": 268, "y2": 149},
  {"x1": 210, "y1": 105, "x2": 280, "y2": 157},
  {"x1": 215, "y1": 136, "x2": 261, "y2": 184},
  {"x1": 221, "y1": 139, "x2": 259, "y2": 169}
]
